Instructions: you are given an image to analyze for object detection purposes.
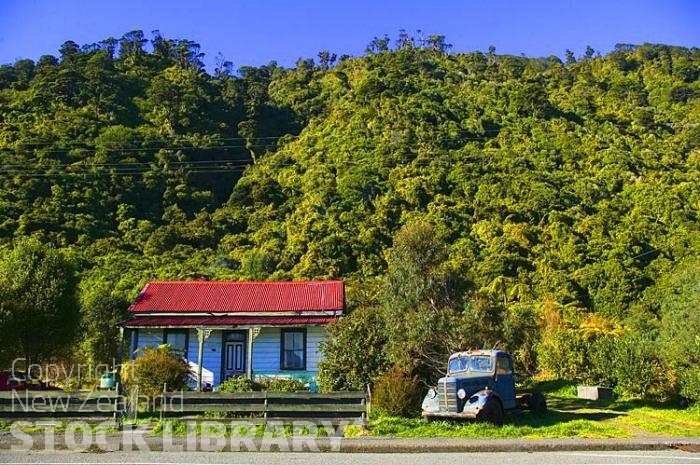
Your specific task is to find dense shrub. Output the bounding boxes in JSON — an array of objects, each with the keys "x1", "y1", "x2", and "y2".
[
  {"x1": 216, "y1": 376, "x2": 306, "y2": 393},
  {"x1": 610, "y1": 333, "x2": 666, "y2": 399},
  {"x1": 256, "y1": 377, "x2": 306, "y2": 392},
  {"x1": 121, "y1": 345, "x2": 192, "y2": 396},
  {"x1": 583, "y1": 333, "x2": 665, "y2": 399},
  {"x1": 371, "y1": 366, "x2": 421, "y2": 417},
  {"x1": 584, "y1": 335, "x2": 618, "y2": 387},
  {"x1": 680, "y1": 368, "x2": 700, "y2": 403},
  {"x1": 501, "y1": 303, "x2": 540, "y2": 373},
  {"x1": 536, "y1": 328, "x2": 587, "y2": 379},
  {"x1": 656, "y1": 259, "x2": 700, "y2": 403},
  {"x1": 318, "y1": 305, "x2": 389, "y2": 392},
  {"x1": 217, "y1": 376, "x2": 254, "y2": 392}
]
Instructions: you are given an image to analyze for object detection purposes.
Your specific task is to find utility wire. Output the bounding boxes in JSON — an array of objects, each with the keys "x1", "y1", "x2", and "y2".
[
  {"x1": 1, "y1": 130, "x2": 506, "y2": 154},
  {"x1": 0, "y1": 153, "x2": 497, "y2": 177},
  {"x1": 7, "y1": 129, "x2": 505, "y2": 148},
  {"x1": 10, "y1": 135, "x2": 302, "y2": 147}
]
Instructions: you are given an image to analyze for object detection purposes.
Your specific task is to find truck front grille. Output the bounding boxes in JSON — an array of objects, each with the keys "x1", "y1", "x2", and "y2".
[{"x1": 439, "y1": 380, "x2": 459, "y2": 412}]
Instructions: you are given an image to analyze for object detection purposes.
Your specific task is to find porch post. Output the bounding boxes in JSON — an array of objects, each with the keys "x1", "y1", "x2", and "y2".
[
  {"x1": 116, "y1": 326, "x2": 124, "y2": 380},
  {"x1": 247, "y1": 327, "x2": 260, "y2": 380},
  {"x1": 196, "y1": 329, "x2": 211, "y2": 392},
  {"x1": 129, "y1": 329, "x2": 137, "y2": 360}
]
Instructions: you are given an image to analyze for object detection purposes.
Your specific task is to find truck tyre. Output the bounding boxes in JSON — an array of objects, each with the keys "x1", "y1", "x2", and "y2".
[
  {"x1": 477, "y1": 398, "x2": 504, "y2": 426},
  {"x1": 529, "y1": 391, "x2": 547, "y2": 415}
]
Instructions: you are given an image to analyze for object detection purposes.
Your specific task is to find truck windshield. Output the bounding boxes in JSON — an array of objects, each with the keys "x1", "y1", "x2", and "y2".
[
  {"x1": 448, "y1": 355, "x2": 495, "y2": 374},
  {"x1": 470, "y1": 356, "x2": 493, "y2": 372},
  {"x1": 447, "y1": 356, "x2": 468, "y2": 374}
]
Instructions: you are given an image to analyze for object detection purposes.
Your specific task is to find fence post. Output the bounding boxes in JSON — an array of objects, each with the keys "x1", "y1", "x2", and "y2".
[
  {"x1": 366, "y1": 384, "x2": 372, "y2": 418},
  {"x1": 129, "y1": 385, "x2": 139, "y2": 422},
  {"x1": 160, "y1": 383, "x2": 167, "y2": 421},
  {"x1": 263, "y1": 391, "x2": 268, "y2": 426},
  {"x1": 113, "y1": 382, "x2": 121, "y2": 429}
]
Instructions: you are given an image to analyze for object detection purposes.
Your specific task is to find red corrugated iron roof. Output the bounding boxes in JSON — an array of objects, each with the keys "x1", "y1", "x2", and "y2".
[
  {"x1": 121, "y1": 315, "x2": 336, "y2": 327},
  {"x1": 128, "y1": 280, "x2": 344, "y2": 314}
]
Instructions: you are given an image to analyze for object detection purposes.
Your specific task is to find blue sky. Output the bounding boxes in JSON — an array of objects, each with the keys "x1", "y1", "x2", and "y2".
[{"x1": 0, "y1": 0, "x2": 698, "y2": 72}]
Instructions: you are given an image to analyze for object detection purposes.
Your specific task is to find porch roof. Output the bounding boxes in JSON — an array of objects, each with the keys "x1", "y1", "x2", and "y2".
[{"x1": 120, "y1": 315, "x2": 336, "y2": 328}]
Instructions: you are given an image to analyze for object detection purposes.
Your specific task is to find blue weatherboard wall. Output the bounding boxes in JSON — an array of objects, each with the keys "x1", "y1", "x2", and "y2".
[
  {"x1": 251, "y1": 326, "x2": 326, "y2": 381},
  {"x1": 132, "y1": 326, "x2": 327, "y2": 387}
]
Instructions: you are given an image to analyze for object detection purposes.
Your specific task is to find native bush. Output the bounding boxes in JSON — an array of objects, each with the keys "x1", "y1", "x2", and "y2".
[
  {"x1": 121, "y1": 345, "x2": 192, "y2": 396},
  {"x1": 371, "y1": 366, "x2": 421, "y2": 417},
  {"x1": 584, "y1": 335, "x2": 618, "y2": 386},
  {"x1": 217, "y1": 375, "x2": 254, "y2": 392},
  {"x1": 318, "y1": 304, "x2": 389, "y2": 392},
  {"x1": 536, "y1": 328, "x2": 587, "y2": 379},
  {"x1": 501, "y1": 303, "x2": 540, "y2": 373},
  {"x1": 610, "y1": 332, "x2": 666, "y2": 399},
  {"x1": 656, "y1": 259, "x2": 700, "y2": 403},
  {"x1": 679, "y1": 368, "x2": 700, "y2": 403},
  {"x1": 256, "y1": 376, "x2": 306, "y2": 392}
]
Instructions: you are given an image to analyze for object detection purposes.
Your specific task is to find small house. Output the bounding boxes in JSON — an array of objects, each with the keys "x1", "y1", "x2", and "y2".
[{"x1": 120, "y1": 280, "x2": 344, "y2": 390}]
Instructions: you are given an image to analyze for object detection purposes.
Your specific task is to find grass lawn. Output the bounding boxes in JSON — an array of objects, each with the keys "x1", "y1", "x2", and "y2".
[{"x1": 358, "y1": 379, "x2": 700, "y2": 439}]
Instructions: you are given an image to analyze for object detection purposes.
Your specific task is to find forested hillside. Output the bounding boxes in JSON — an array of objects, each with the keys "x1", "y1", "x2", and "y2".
[{"x1": 1, "y1": 31, "x2": 699, "y2": 399}]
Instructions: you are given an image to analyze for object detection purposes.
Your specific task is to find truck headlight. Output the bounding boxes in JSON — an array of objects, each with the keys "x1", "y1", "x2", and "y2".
[
  {"x1": 457, "y1": 388, "x2": 467, "y2": 399},
  {"x1": 427, "y1": 388, "x2": 438, "y2": 399}
]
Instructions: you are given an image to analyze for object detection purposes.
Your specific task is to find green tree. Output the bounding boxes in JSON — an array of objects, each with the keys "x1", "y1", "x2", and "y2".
[
  {"x1": 79, "y1": 274, "x2": 130, "y2": 365},
  {"x1": 381, "y1": 222, "x2": 468, "y2": 382},
  {"x1": 0, "y1": 238, "x2": 79, "y2": 368},
  {"x1": 318, "y1": 305, "x2": 389, "y2": 391}
]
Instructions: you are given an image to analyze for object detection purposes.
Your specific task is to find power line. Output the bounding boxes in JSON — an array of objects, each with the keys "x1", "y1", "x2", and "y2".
[
  {"x1": 0, "y1": 152, "x2": 498, "y2": 177},
  {"x1": 7, "y1": 128, "x2": 505, "y2": 148},
  {"x1": 1, "y1": 129, "x2": 505, "y2": 154},
  {"x1": 0, "y1": 159, "x2": 254, "y2": 169},
  {"x1": 9, "y1": 135, "x2": 301, "y2": 148},
  {"x1": 0, "y1": 166, "x2": 253, "y2": 177},
  {"x1": 0, "y1": 142, "x2": 286, "y2": 156}
]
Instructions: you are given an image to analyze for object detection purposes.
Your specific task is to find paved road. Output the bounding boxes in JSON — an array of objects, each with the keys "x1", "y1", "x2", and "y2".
[{"x1": 2, "y1": 450, "x2": 700, "y2": 465}]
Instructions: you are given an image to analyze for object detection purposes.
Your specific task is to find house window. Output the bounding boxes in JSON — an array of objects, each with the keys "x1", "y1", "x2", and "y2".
[
  {"x1": 280, "y1": 329, "x2": 306, "y2": 370},
  {"x1": 164, "y1": 329, "x2": 189, "y2": 358}
]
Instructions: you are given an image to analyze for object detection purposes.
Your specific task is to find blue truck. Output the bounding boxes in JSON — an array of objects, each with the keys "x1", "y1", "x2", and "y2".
[{"x1": 421, "y1": 349, "x2": 546, "y2": 425}]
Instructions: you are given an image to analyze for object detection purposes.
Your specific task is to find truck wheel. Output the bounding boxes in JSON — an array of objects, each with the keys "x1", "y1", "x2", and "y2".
[
  {"x1": 529, "y1": 391, "x2": 547, "y2": 415},
  {"x1": 477, "y1": 399, "x2": 504, "y2": 426}
]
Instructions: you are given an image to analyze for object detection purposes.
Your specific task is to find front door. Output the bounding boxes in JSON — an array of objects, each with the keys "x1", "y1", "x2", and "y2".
[{"x1": 222, "y1": 331, "x2": 247, "y2": 380}]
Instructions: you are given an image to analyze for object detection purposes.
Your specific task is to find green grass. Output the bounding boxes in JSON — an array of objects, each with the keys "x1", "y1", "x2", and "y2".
[
  {"x1": 152, "y1": 418, "x2": 334, "y2": 438},
  {"x1": 611, "y1": 403, "x2": 700, "y2": 436},
  {"x1": 0, "y1": 420, "x2": 118, "y2": 434},
  {"x1": 365, "y1": 414, "x2": 626, "y2": 439},
  {"x1": 363, "y1": 379, "x2": 700, "y2": 439}
]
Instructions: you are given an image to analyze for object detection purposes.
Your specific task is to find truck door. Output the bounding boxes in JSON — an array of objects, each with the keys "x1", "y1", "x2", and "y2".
[{"x1": 495, "y1": 354, "x2": 517, "y2": 410}]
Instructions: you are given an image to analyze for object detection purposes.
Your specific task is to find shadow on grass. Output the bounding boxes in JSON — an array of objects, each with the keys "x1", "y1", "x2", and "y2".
[
  {"x1": 524, "y1": 378, "x2": 578, "y2": 394},
  {"x1": 547, "y1": 396, "x2": 615, "y2": 410},
  {"x1": 610, "y1": 398, "x2": 688, "y2": 412}
]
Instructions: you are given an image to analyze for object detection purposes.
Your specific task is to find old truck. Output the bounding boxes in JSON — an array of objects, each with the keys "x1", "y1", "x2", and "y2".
[{"x1": 421, "y1": 349, "x2": 546, "y2": 425}]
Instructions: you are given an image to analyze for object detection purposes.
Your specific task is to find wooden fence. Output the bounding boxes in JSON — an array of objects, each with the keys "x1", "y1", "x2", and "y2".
[
  {"x1": 0, "y1": 389, "x2": 367, "y2": 428},
  {"x1": 158, "y1": 391, "x2": 367, "y2": 426},
  {"x1": 0, "y1": 390, "x2": 123, "y2": 425}
]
